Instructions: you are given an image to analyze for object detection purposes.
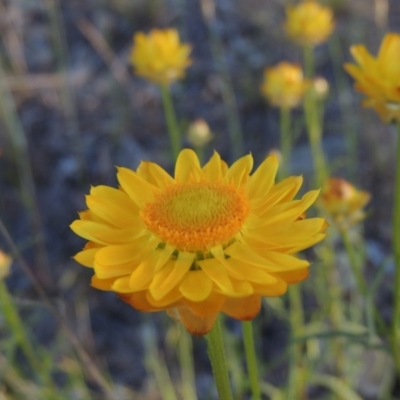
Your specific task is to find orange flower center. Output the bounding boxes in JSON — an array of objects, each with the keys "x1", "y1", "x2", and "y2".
[{"x1": 141, "y1": 181, "x2": 250, "y2": 252}]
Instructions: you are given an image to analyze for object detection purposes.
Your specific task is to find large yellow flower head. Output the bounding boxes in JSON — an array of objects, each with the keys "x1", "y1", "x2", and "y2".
[
  {"x1": 261, "y1": 62, "x2": 310, "y2": 109},
  {"x1": 284, "y1": 0, "x2": 335, "y2": 47},
  {"x1": 130, "y1": 28, "x2": 192, "y2": 86},
  {"x1": 320, "y1": 178, "x2": 370, "y2": 229},
  {"x1": 344, "y1": 33, "x2": 400, "y2": 124},
  {"x1": 71, "y1": 150, "x2": 327, "y2": 335}
]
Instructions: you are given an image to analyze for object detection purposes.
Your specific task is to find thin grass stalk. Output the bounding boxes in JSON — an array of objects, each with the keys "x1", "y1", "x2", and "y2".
[
  {"x1": 200, "y1": 0, "x2": 244, "y2": 158},
  {"x1": 328, "y1": 37, "x2": 358, "y2": 181},
  {"x1": 242, "y1": 321, "x2": 261, "y2": 400},
  {"x1": 0, "y1": 218, "x2": 115, "y2": 398},
  {"x1": 287, "y1": 284, "x2": 305, "y2": 398},
  {"x1": 44, "y1": 0, "x2": 86, "y2": 178},
  {"x1": 280, "y1": 107, "x2": 292, "y2": 178},
  {"x1": 178, "y1": 330, "x2": 198, "y2": 400},
  {"x1": 0, "y1": 281, "x2": 38, "y2": 372},
  {"x1": 302, "y1": 46, "x2": 328, "y2": 187},
  {"x1": 391, "y1": 122, "x2": 400, "y2": 376},
  {"x1": 160, "y1": 85, "x2": 182, "y2": 161},
  {"x1": 143, "y1": 325, "x2": 178, "y2": 400},
  {"x1": 0, "y1": 59, "x2": 51, "y2": 286},
  {"x1": 340, "y1": 230, "x2": 367, "y2": 296},
  {"x1": 206, "y1": 316, "x2": 233, "y2": 400}
]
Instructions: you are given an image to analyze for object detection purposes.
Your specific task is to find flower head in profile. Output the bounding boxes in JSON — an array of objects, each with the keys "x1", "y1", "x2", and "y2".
[
  {"x1": 130, "y1": 28, "x2": 192, "y2": 86},
  {"x1": 261, "y1": 62, "x2": 310, "y2": 109},
  {"x1": 284, "y1": 0, "x2": 335, "y2": 47},
  {"x1": 320, "y1": 178, "x2": 370, "y2": 229},
  {"x1": 0, "y1": 250, "x2": 12, "y2": 280},
  {"x1": 71, "y1": 150, "x2": 327, "y2": 335},
  {"x1": 344, "y1": 33, "x2": 400, "y2": 123}
]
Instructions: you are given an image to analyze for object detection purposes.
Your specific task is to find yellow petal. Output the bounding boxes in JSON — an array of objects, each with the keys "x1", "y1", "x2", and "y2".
[
  {"x1": 179, "y1": 270, "x2": 213, "y2": 301},
  {"x1": 177, "y1": 306, "x2": 218, "y2": 336},
  {"x1": 202, "y1": 151, "x2": 224, "y2": 182},
  {"x1": 222, "y1": 295, "x2": 261, "y2": 320},
  {"x1": 224, "y1": 154, "x2": 253, "y2": 187},
  {"x1": 146, "y1": 287, "x2": 183, "y2": 308},
  {"x1": 91, "y1": 275, "x2": 115, "y2": 291},
  {"x1": 70, "y1": 220, "x2": 143, "y2": 245},
  {"x1": 274, "y1": 268, "x2": 309, "y2": 284},
  {"x1": 220, "y1": 257, "x2": 278, "y2": 284},
  {"x1": 183, "y1": 292, "x2": 226, "y2": 318},
  {"x1": 128, "y1": 255, "x2": 158, "y2": 291},
  {"x1": 119, "y1": 291, "x2": 158, "y2": 312},
  {"x1": 150, "y1": 252, "x2": 195, "y2": 300},
  {"x1": 247, "y1": 154, "x2": 278, "y2": 198},
  {"x1": 137, "y1": 161, "x2": 174, "y2": 189},
  {"x1": 112, "y1": 275, "x2": 135, "y2": 293},
  {"x1": 85, "y1": 195, "x2": 137, "y2": 229},
  {"x1": 174, "y1": 149, "x2": 202, "y2": 183},
  {"x1": 350, "y1": 45, "x2": 375, "y2": 70},
  {"x1": 197, "y1": 257, "x2": 234, "y2": 293},
  {"x1": 117, "y1": 167, "x2": 159, "y2": 207},
  {"x1": 74, "y1": 247, "x2": 99, "y2": 268},
  {"x1": 225, "y1": 242, "x2": 307, "y2": 272},
  {"x1": 252, "y1": 277, "x2": 287, "y2": 296}
]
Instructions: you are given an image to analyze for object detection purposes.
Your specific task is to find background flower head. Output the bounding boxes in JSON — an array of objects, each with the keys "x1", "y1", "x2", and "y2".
[
  {"x1": 261, "y1": 62, "x2": 310, "y2": 109},
  {"x1": 71, "y1": 149, "x2": 327, "y2": 335},
  {"x1": 344, "y1": 33, "x2": 400, "y2": 123},
  {"x1": 130, "y1": 28, "x2": 192, "y2": 86},
  {"x1": 0, "y1": 250, "x2": 12, "y2": 280},
  {"x1": 284, "y1": 0, "x2": 335, "y2": 47},
  {"x1": 320, "y1": 178, "x2": 370, "y2": 228}
]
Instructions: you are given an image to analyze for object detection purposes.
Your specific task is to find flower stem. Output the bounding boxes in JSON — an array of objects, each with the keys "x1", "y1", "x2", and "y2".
[
  {"x1": 287, "y1": 284, "x2": 305, "y2": 398},
  {"x1": 160, "y1": 84, "x2": 182, "y2": 161},
  {"x1": 242, "y1": 321, "x2": 261, "y2": 400},
  {"x1": 392, "y1": 122, "x2": 400, "y2": 376},
  {"x1": 302, "y1": 45, "x2": 328, "y2": 187},
  {"x1": 206, "y1": 316, "x2": 233, "y2": 400},
  {"x1": 340, "y1": 229, "x2": 367, "y2": 296},
  {"x1": 280, "y1": 107, "x2": 292, "y2": 178}
]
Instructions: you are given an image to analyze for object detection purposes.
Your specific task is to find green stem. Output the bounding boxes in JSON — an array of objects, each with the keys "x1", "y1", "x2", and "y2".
[
  {"x1": 201, "y1": 8, "x2": 244, "y2": 159},
  {"x1": 0, "y1": 281, "x2": 37, "y2": 370},
  {"x1": 160, "y1": 85, "x2": 182, "y2": 161},
  {"x1": 302, "y1": 45, "x2": 328, "y2": 187},
  {"x1": 287, "y1": 284, "x2": 304, "y2": 398},
  {"x1": 242, "y1": 321, "x2": 261, "y2": 400},
  {"x1": 179, "y1": 330, "x2": 198, "y2": 400},
  {"x1": 303, "y1": 45, "x2": 314, "y2": 79},
  {"x1": 392, "y1": 122, "x2": 400, "y2": 376},
  {"x1": 340, "y1": 230, "x2": 367, "y2": 296},
  {"x1": 280, "y1": 107, "x2": 292, "y2": 179},
  {"x1": 206, "y1": 316, "x2": 233, "y2": 400}
]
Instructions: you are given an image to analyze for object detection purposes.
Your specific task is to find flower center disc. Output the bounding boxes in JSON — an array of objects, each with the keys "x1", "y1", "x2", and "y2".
[{"x1": 141, "y1": 182, "x2": 250, "y2": 252}]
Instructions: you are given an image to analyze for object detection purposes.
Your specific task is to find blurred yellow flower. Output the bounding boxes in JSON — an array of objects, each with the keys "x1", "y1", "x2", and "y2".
[
  {"x1": 71, "y1": 149, "x2": 327, "y2": 335},
  {"x1": 130, "y1": 28, "x2": 192, "y2": 86},
  {"x1": 320, "y1": 178, "x2": 370, "y2": 228},
  {"x1": 0, "y1": 250, "x2": 12, "y2": 280},
  {"x1": 344, "y1": 33, "x2": 400, "y2": 123},
  {"x1": 261, "y1": 62, "x2": 310, "y2": 109},
  {"x1": 284, "y1": 0, "x2": 335, "y2": 47}
]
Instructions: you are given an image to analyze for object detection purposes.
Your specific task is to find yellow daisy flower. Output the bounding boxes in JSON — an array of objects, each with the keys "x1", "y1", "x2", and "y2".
[
  {"x1": 261, "y1": 62, "x2": 310, "y2": 109},
  {"x1": 71, "y1": 150, "x2": 327, "y2": 335},
  {"x1": 344, "y1": 33, "x2": 400, "y2": 123},
  {"x1": 284, "y1": 0, "x2": 335, "y2": 47},
  {"x1": 320, "y1": 178, "x2": 370, "y2": 229},
  {"x1": 130, "y1": 28, "x2": 192, "y2": 86}
]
